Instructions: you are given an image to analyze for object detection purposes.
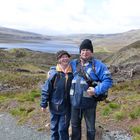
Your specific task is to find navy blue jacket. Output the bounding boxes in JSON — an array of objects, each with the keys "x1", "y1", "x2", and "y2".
[{"x1": 40, "y1": 64, "x2": 73, "y2": 114}]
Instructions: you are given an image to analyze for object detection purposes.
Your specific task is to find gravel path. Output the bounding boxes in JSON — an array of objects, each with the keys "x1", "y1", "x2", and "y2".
[
  {"x1": 0, "y1": 113, "x2": 132, "y2": 140},
  {"x1": 0, "y1": 113, "x2": 49, "y2": 140}
]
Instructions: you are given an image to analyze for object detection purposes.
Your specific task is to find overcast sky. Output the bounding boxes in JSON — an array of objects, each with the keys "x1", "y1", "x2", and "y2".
[{"x1": 0, "y1": 0, "x2": 140, "y2": 35}]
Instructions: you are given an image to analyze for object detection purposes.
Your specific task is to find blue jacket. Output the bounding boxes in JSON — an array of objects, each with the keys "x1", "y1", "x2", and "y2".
[
  {"x1": 40, "y1": 64, "x2": 73, "y2": 114},
  {"x1": 70, "y1": 58, "x2": 113, "y2": 108}
]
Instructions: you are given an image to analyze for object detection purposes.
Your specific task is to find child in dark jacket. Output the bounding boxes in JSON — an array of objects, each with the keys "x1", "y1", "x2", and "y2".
[{"x1": 40, "y1": 50, "x2": 73, "y2": 140}]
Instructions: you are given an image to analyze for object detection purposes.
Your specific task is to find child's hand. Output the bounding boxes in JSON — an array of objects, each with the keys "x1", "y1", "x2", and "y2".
[{"x1": 41, "y1": 107, "x2": 46, "y2": 112}]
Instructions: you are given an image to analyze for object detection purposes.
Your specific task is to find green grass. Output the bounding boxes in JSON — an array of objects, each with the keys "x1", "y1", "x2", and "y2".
[
  {"x1": 129, "y1": 107, "x2": 140, "y2": 119},
  {"x1": 133, "y1": 135, "x2": 140, "y2": 140},
  {"x1": 9, "y1": 48, "x2": 31, "y2": 57},
  {"x1": 0, "y1": 96, "x2": 7, "y2": 103},
  {"x1": 100, "y1": 102, "x2": 120, "y2": 117},
  {"x1": 10, "y1": 107, "x2": 28, "y2": 117},
  {"x1": 114, "y1": 111, "x2": 126, "y2": 121},
  {"x1": 98, "y1": 79, "x2": 139, "y2": 139},
  {"x1": 131, "y1": 126, "x2": 140, "y2": 135},
  {"x1": 102, "y1": 106, "x2": 112, "y2": 116},
  {"x1": 15, "y1": 90, "x2": 41, "y2": 102},
  {"x1": 0, "y1": 71, "x2": 46, "y2": 89},
  {"x1": 94, "y1": 46, "x2": 110, "y2": 53},
  {"x1": 109, "y1": 102, "x2": 120, "y2": 109},
  {"x1": 110, "y1": 80, "x2": 140, "y2": 92},
  {"x1": 1, "y1": 48, "x2": 140, "y2": 139}
]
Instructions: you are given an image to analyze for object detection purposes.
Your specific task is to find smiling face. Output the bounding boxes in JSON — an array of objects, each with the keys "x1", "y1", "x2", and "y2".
[
  {"x1": 58, "y1": 54, "x2": 70, "y2": 67},
  {"x1": 80, "y1": 49, "x2": 93, "y2": 60}
]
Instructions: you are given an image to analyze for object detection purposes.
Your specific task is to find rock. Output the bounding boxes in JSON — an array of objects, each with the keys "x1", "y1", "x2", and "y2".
[{"x1": 102, "y1": 130, "x2": 132, "y2": 140}]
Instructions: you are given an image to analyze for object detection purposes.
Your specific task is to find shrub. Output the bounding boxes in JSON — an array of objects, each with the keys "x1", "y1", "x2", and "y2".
[
  {"x1": 109, "y1": 102, "x2": 120, "y2": 109},
  {"x1": 0, "y1": 96, "x2": 7, "y2": 103},
  {"x1": 10, "y1": 107, "x2": 27, "y2": 117},
  {"x1": 131, "y1": 126, "x2": 140, "y2": 135},
  {"x1": 114, "y1": 111, "x2": 125, "y2": 121},
  {"x1": 129, "y1": 107, "x2": 140, "y2": 119},
  {"x1": 102, "y1": 106, "x2": 112, "y2": 116}
]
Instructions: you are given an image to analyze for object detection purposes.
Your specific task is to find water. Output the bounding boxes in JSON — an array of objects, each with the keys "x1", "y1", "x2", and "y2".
[{"x1": 0, "y1": 41, "x2": 79, "y2": 54}]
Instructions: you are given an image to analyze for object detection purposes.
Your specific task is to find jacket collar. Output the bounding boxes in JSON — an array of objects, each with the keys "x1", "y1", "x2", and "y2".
[{"x1": 56, "y1": 64, "x2": 72, "y2": 73}]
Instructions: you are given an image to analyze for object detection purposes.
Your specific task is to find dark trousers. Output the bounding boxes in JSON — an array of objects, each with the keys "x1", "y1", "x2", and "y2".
[
  {"x1": 50, "y1": 111, "x2": 70, "y2": 140},
  {"x1": 71, "y1": 104, "x2": 97, "y2": 140}
]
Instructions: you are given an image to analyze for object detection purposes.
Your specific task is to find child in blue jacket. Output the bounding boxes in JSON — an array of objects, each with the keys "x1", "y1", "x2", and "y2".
[{"x1": 40, "y1": 50, "x2": 73, "y2": 140}]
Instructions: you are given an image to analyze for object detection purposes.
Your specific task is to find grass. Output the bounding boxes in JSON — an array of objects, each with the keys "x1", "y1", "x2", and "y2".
[
  {"x1": 129, "y1": 107, "x2": 140, "y2": 119},
  {"x1": 0, "y1": 96, "x2": 7, "y2": 103},
  {"x1": 114, "y1": 111, "x2": 126, "y2": 121},
  {"x1": 0, "y1": 71, "x2": 46, "y2": 89},
  {"x1": 96, "y1": 79, "x2": 140, "y2": 139},
  {"x1": 0, "y1": 89, "x2": 41, "y2": 124},
  {"x1": 0, "y1": 48, "x2": 140, "y2": 139},
  {"x1": 131, "y1": 126, "x2": 140, "y2": 134},
  {"x1": 10, "y1": 107, "x2": 28, "y2": 117},
  {"x1": 102, "y1": 106, "x2": 112, "y2": 116},
  {"x1": 133, "y1": 135, "x2": 140, "y2": 140},
  {"x1": 20, "y1": 63, "x2": 43, "y2": 72},
  {"x1": 15, "y1": 90, "x2": 41, "y2": 102},
  {"x1": 131, "y1": 126, "x2": 140, "y2": 139},
  {"x1": 94, "y1": 46, "x2": 111, "y2": 53},
  {"x1": 110, "y1": 79, "x2": 140, "y2": 92},
  {"x1": 109, "y1": 102, "x2": 120, "y2": 109}
]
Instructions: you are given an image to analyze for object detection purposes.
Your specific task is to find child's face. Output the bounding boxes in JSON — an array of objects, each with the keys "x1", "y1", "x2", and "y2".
[{"x1": 58, "y1": 54, "x2": 70, "y2": 66}]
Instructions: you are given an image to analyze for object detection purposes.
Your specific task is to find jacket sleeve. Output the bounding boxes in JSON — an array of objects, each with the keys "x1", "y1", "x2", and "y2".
[
  {"x1": 40, "y1": 76, "x2": 54, "y2": 108},
  {"x1": 94, "y1": 60, "x2": 113, "y2": 96},
  {"x1": 70, "y1": 59, "x2": 78, "y2": 74}
]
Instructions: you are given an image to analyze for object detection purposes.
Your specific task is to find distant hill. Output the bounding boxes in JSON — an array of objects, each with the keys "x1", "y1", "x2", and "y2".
[
  {"x1": 1, "y1": 26, "x2": 140, "y2": 53},
  {"x1": 104, "y1": 40, "x2": 140, "y2": 66},
  {"x1": 54, "y1": 29, "x2": 140, "y2": 52},
  {"x1": 0, "y1": 26, "x2": 50, "y2": 43},
  {"x1": 93, "y1": 29, "x2": 140, "y2": 52}
]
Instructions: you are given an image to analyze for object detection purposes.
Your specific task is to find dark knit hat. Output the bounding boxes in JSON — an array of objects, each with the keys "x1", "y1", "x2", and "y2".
[
  {"x1": 56, "y1": 50, "x2": 71, "y2": 60},
  {"x1": 79, "y1": 39, "x2": 93, "y2": 53}
]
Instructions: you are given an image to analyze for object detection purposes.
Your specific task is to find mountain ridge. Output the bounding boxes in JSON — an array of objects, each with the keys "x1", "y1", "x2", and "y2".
[
  {"x1": 0, "y1": 26, "x2": 140, "y2": 53},
  {"x1": 0, "y1": 26, "x2": 50, "y2": 43}
]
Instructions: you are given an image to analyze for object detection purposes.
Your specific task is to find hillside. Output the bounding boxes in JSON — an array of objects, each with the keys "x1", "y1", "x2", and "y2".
[
  {"x1": 103, "y1": 40, "x2": 140, "y2": 83},
  {"x1": 0, "y1": 48, "x2": 140, "y2": 140},
  {"x1": 1, "y1": 26, "x2": 140, "y2": 53},
  {"x1": 54, "y1": 29, "x2": 140, "y2": 52},
  {"x1": 104, "y1": 40, "x2": 140, "y2": 65},
  {"x1": 0, "y1": 26, "x2": 50, "y2": 43}
]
